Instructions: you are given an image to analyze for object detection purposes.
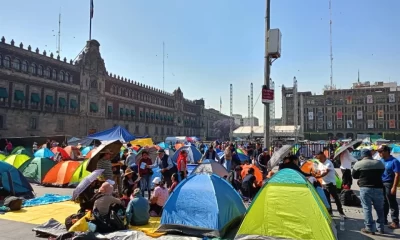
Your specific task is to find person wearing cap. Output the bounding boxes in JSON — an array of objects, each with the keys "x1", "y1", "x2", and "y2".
[
  {"x1": 149, "y1": 177, "x2": 169, "y2": 216},
  {"x1": 122, "y1": 168, "x2": 139, "y2": 197},
  {"x1": 126, "y1": 188, "x2": 150, "y2": 226},
  {"x1": 96, "y1": 149, "x2": 114, "y2": 181},
  {"x1": 378, "y1": 145, "x2": 400, "y2": 229},
  {"x1": 314, "y1": 151, "x2": 345, "y2": 217},
  {"x1": 352, "y1": 149, "x2": 385, "y2": 234},
  {"x1": 147, "y1": 149, "x2": 176, "y2": 188}
]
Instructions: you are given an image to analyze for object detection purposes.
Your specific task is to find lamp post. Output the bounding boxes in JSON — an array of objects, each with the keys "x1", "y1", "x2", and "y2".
[{"x1": 263, "y1": 0, "x2": 271, "y2": 148}]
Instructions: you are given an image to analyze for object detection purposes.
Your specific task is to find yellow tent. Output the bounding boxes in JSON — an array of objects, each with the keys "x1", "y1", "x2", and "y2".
[
  {"x1": 3, "y1": 154, "x2": 31, "y2": 169},
  {"x1": 130, "y1": 138, "x2": 154, "y2": 147},
  {"x1": 235, "y1": 169, "x2": 337, "y2": 240}
]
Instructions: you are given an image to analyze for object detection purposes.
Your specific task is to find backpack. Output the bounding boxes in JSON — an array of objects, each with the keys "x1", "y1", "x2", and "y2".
[
  {"x1": 92, "y1": 203, "x2": 127, "y2": 233},
  {"x1": 340, "y1": 189, "x2": 361, "y2": 207},
  {"x1": 4, "y1": 196, "x2": 23, "y2": 211}
]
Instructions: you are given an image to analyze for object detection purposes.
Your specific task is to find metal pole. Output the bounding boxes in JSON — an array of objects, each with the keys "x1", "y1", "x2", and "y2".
[
  {"x1": 163, "y1": 42, "x2": 165, "y2": 91},
  {"x1": 263, "y1": 0, "x2": 271, "y2": 148},
  {"x1": 230, "y1": 84, "x2": 233, "y2": 141}
]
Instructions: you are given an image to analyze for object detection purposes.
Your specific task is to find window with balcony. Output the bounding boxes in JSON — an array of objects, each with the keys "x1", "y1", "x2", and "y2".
[
  {"x1": 12, "y1": 59, "x2": 21, "y2": 70},
  {"x1": 3, "y1": 56, "x2": 11, "y2": 68},
  {"x1": 37, "y1": 65, "x2": 43, "y2": 76},
  {"x1": 89, "y1": 102, "x2": 98, "y2": 113},
  {"x1": 30, "y1": 63, "x2": 37, "y2": 74},
  {"x1": 52, "y1": 69, "x2": 57, "y2": 80},
  {"x1": 29, "y1": 117, "x2": 37, "y2": 130},
  {"x1": 21, "y1": 61, "x2": 28, "y2": 72}
]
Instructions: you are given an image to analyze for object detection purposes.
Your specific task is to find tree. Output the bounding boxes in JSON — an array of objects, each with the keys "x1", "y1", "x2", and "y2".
[{"x1": 212, "y1": 119, "x2": 239, "y2": 140}]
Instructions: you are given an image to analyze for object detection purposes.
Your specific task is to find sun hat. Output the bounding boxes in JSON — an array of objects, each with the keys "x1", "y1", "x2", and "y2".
[{"x1": 124, "y1": 168, "x2": 134, "y2": 176}]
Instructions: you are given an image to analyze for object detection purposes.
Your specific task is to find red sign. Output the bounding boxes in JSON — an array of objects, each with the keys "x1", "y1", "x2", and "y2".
[{"x1": 262, "y1": 88, "x2": 274, "y2": 104}]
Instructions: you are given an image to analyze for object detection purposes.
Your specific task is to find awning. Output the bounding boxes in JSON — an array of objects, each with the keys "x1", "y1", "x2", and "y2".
[
  {"x1": 151, "y1": 113, "x2": 154, "y2": 119},
  {"x1": 90, "y1": 102, "x2": 98, "y2": 112},
  {"x1": 0, "y1": 87, "x2": 8, "y2": 98},
  {"x1": 156, "y1": 114, "x2": 159, "y2": 119},
  {"x1": 58, "y1": 97, "x2": 66, "y2": 107},
  {"x1": 119, "y1": 108, "x2": 124, "y2": 115},
  {"x1": 125, "y1": 109, "x2": 130, "y2": 116},
  {"x1": 45, "y1": 95, "x2": 54, "y2": 105},
  {"x1": 140, "y1": 111, "x2": 144, "y2": 117},
  {"x1": 14, "y1": 90, "x2": 25, "y2": 101},
  {"x1": 70, "y1": 99, "x2": 78, "y2": 109},
  {"x1": 131, "y1": 110, "x2": 135, "y2": 116},
  {"x1": 146, "y1": 112, "x2": 149, "y2": 118},
  {"x1": 30, "y1": 93, "x2": 40, "y2": 103},
  {"x1": 108, "y1": 106, "x2": 113, "y2": 113}
]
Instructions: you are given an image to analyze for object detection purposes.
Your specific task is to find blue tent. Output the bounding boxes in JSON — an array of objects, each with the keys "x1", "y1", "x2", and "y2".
[
  {"x1": 158, "y1": 142, "x2": 170, "y2": 149},
  {"x1": 81, "y1": 146, "x2": 93, "y2": 157},
  {"x1": 0, "y1": 161, "x2": 34, "y2": 198},
  {"x1": 171, "y1": 145, "x2": 202, "y2": 164},
  {"x1": 34, "y1": 148, "x2": 55, "y2": 158},
  {"x1": 87, "y1": 126, "x2": 135, "y2": 142},
  {"x1": 218, "y1": 152, "x2": 248, "y2": 162},
  {"x1": 157, "y1": 174, "x2": 246, "y2": 238}
]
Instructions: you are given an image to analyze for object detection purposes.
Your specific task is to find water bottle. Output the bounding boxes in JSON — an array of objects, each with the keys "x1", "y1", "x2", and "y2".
[{"x1": 340, "y1": 215, "x2": 345, "y2": 231}]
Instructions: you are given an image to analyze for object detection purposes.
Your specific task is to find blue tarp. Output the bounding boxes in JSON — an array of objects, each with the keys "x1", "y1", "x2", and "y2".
[
  {"x1": 87, "y1": 126, "x2": 135, "y2": 142},
  {"x1": 171, "y1": 145, "x2": 202, "y2": 164},
  {"x1": 34, "y1": 148, "x2": 55, "y2": 158},
  {"x1": 23, "y1": 194, "x2": 71, "y2": 207},
  {"x1": 0, "y1": 161, "x2": 34, "y2": 198},
  {"x1": 158, "y1": 174, "x2": 246, "y2": 237}
]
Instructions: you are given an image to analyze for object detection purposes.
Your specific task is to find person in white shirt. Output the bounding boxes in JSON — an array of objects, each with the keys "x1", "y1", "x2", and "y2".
[
  {"x1": 339, "y1": 149, "x2": 357, "y2": 188},
  {"x1": 314, "y1": 151, "x2": 345, "y2": 217}
]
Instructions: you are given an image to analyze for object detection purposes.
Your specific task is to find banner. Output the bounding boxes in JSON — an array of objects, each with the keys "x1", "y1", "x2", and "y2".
[
  {"x1": 337, "y1": 110, "x2": 343, "y2": 120},
  {"x1": 356, "y1": 110, "x2": 363, "y2": 119},
  {"x1": 327, "y1": 121, "x2": 332, "y2": 129},
  {"x1": 389, "y1": 93, "x2": 395, "y2": 103},
  {"x1": 367, "y1": 95, "x2": 373, "y2": 104},
  {"x1": 346, "y1": 120, "x2": 353, "y2": 129},
  {"x1": 367, "y1": 120, "x2": 374, "y2": 129},
  {"x1": 377, "y1": 110, "x2": 384, "y2": 119},
  {"x1": 308, "y1": 111, "x2": 314, "y2": 120},
  {"x1": 346, "y1": 96, "x2": 352, "y2": 104},
  {"x1": 389, "y1": 119, "x2": 396, "y2": 129}
]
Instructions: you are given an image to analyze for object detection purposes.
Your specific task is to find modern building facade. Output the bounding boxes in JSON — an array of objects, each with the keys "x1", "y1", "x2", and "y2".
[
  {"x1": 0, "y1": 37, "x2": 230, "y2": 141},
  {"x1": 232, "y1": 114, "x2": 243, "y2": 126},
  {"x1": 282, "y1": 81, "x2": 400, "y2": 140}
]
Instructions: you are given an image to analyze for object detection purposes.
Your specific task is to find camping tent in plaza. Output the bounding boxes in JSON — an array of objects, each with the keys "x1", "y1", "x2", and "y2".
[
  {"x1": 0, "y1": 161, "x2": 34, "y2": 198},
  {"x1": 218, "y1": 152, "x2": 248, "y2": 162},
  {"x1": 87, "y1": 125, "x2": 135, "y2": 142},
  {"x1": 171, "y1": 145, "x2": 202, "y2": 164},
  {"x1": 157, "y1": 174, "x2": 246, "y2": 238},
  {"x1": 69, "y1": 160, "x2": 91, "y2": 187},
  {"x1": 22, "y1": 157, "x2": 57, "y2": 184},
  {"x1": 235, "y1": 169, "x2": 337, "y2": 240},
  {"x1": 0, "y1": 153, "x2": 6, "y2": 160},
  {"x1": 64, "y1": 146, "x2": 82, "y2": 159},
  {"x1": 130, "y1": 138, "x2": 154, "y2": 147},
  {"x1": 14, "y1": 148, "x2": 33, "y2": 157},
  {"x1": 190, "y1": 159, "x2": 229, "y2": 178},
  {"x1": 51, "y1": 147, "x2": 70, "y2": 160},
  {"x1": 34, "y1": 148, "x2": 55, "y2": 158},
  {"x1": 42, "y1": 160, "x2": 80, "y2": 187},
  {"x1": 80, "y1": 146, "x2": 93, "y2": 157},
  {"x1": 3, "y1": 154, "x2": 31, "y2": 170}
]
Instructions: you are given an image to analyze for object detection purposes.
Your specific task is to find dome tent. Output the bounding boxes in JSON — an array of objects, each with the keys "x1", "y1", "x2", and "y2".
[
  {"x1": 190, "y1": 159, "x2": 229, "y2": 178},
  {"x1": 22, "y1": 157, "x2": 57, "y2": 184},
  {"x1": 157, "y1": 174, "x2": 246, "y2": 238},
  {"x1": 0, "y1": 161, "x2": 34, "y2": 198}
]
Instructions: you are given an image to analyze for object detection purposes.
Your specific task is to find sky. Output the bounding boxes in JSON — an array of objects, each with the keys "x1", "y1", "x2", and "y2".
[{"x1": 1, "y1": 0, "x2": 399, "y2": 124}]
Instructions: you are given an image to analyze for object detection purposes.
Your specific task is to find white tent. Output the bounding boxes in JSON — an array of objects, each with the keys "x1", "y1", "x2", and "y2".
[{"x1": 233, "y1": 125, "x2": 303, "y2": 138}]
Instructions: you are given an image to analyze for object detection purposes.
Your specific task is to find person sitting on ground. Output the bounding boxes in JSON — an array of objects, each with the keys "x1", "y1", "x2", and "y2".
[
  {"x1": 241, "y1": 167, "x2": 258, "y2": 200},
  {"x1": 126, "y1": 188, "x2": 150, "y2": 226},
  {"x1": 280, "y1": 155, "x2": 312, "y2": 177},
  {"x1": 77, "y1": 180, "x2": 99, "y2": 214},
  {"x1": 120, "y1": 189, "x2": 131, "y2": 208},
  {"x1": 122, "y1": 168, "x2": 138, "y2": 197},
  {"x1": 149, "y1": 177, "x2": 169, "y2": 216},
  {"x1": 169, "y1": 173, "x2": 179, "y2": 194},
  {"x1": 93, "y1": 182, "x2": 122, "y2": 216},
  {"x1": 227, "y1": 165, "x2": 243, "y2": 191}
]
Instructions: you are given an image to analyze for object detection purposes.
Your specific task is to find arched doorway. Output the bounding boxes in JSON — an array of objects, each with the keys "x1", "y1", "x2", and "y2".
[
  {"x1": 346, "y1": 133, "x2": 354, "y2": 139},
  {"x1": 327, "y1": 133, "x2": 334, "y2": 140},
  {"x1": 336, "y1": 132, "x2": 344, "y2": 139}
]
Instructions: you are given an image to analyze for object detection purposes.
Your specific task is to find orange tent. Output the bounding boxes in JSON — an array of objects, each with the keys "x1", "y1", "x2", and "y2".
[
  {"x1": 85, "y1": 148, "x2": 97, "y2": 159},
  {"x1": 64, "y1": 146, "x2": 82, "y2": 159},
  {"x1": 51, "y1": 147, "x2": 70, "y2": 160},
  {"x1": 42, "y1": 160, "x2": 80, "y2": 187},
  {"x1": 301, "y1": 161, "x2": 323, "y2": 185},
  {"x1": 175, "y1": 143, "x2": 184, "y2": 150},
  {"x1": 241, "y1": 164, "x2": 263, "y2": 187}
]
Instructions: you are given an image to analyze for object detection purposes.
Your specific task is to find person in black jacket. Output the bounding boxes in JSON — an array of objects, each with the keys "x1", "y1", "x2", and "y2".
[
  {"x1": 279, "y1": 155, "x2": 312, "y2": 177},
  {"x1": 352, "y1": 150, "x2": 385, "y2": 235}
]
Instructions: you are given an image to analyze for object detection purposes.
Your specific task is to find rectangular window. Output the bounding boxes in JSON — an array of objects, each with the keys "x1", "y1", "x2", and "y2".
[
  {"x1": 0, "y1": 115, "x2": 4, "y2": 129},
  {"x1": 29, "y1": 117, "x2": 37, "y2": 130}
]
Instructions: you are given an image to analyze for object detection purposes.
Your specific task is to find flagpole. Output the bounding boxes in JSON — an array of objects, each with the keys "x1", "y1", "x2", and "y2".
[{"x1": 89, "y1": 0, "x2": 93, "y2": 40}]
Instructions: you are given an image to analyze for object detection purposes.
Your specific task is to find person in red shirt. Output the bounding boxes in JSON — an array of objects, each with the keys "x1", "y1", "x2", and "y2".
[
  {"x1": 139, "y1": 150, "x2": 153, "y2": 199},
  {"x1": 177, "y1": 150, "x2": 188, "y2": 180}
]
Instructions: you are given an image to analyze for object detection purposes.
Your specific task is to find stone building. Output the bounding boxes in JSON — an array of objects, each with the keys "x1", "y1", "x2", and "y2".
[
  {"x1": 282, "y1": 81, "x2": 400, "y2": 140},
  {"x1": 0, "y1": 37, "x2": 230, "y2": 141}
]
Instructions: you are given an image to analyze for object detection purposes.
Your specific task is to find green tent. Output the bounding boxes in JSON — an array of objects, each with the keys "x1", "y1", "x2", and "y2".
[
  {"x1": 69, "y1": 160, "x2": 90, "y2": 187},
  {"x1": 3, "y1": 154, "x2": 31, "y2": 170},
  {"x1": 14, "y1": 148, "x2": 33, "y2": 157},
  {"x1": 11, "y1": 146, "x2": 25, "y2": 154},
  {"x1": 0, "y1": 153, "x2": 6, "y2": 160},
  {"x1": 22, "y1": 157, "x2": 57, "y2": 184}
]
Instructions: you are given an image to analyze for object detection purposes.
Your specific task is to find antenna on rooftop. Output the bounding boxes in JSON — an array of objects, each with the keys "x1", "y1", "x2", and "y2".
[
  {"x1": 56, "y1": 10, "x2": 61, "y2": 55},
  {"x1": 329, "y1": 0, "x2": 334, "y2": 90}
]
